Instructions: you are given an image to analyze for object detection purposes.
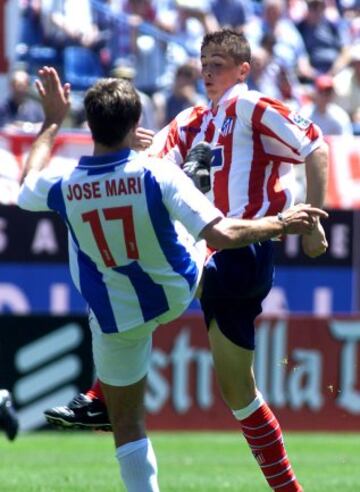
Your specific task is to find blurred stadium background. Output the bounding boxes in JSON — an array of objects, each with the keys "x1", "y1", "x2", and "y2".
[{"x1": 0, "y1": 0, "x2": 360, "y2": 490}]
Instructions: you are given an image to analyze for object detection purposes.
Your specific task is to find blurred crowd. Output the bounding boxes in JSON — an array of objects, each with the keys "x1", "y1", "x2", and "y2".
[{"x1": 0, "y1": 0, "x2": 359, "y2": 135}]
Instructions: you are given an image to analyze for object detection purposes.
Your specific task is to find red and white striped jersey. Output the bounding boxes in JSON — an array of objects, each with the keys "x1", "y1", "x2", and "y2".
[{"x1": 150, "y1": 83, "x2": 323, "y2": 219}]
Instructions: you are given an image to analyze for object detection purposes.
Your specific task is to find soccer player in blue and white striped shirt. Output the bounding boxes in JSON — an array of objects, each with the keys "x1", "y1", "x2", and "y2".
[{"x1": 18, "y1": 66, "x2": 326, "y2": 492}]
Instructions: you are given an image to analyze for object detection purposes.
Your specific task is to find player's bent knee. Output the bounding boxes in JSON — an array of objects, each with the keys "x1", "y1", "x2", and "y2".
[{"x1": 218, "y1": 378, "x2": 257, "y2": 410}]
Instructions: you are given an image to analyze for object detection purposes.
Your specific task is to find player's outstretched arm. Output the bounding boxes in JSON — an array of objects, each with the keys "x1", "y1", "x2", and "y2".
[
  {"x1": 200, "y1": 203, "x2": 329, "y2": 250},
  {"x1": 20, "y1": 66, "x2": 71, "y2": 183}
]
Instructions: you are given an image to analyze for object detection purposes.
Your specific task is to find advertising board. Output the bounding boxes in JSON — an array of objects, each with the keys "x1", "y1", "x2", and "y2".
[
  {"x1": 1, "y1": 203, "x2": 357, "y2": 315},
  {"x1": 1, "y1": 314, "x2": 359, "y2": 431}
]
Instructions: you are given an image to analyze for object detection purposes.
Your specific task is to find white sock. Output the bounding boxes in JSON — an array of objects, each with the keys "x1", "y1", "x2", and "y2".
[
  {"x1": 232, "y1": 392, "x2": 265, "y2": 420},
  {"x1": 116, "y1": 437, "x2": 160, "y2": 492}
]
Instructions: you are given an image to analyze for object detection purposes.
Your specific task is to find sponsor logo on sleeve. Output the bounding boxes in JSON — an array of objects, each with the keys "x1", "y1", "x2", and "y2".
[{"x1": 288, "y1": 112, "x2": 311, "y2": 130}]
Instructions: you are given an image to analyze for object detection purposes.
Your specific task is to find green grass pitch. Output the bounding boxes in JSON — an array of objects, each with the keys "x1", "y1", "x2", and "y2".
[{"x1": 0, "y1": 431, "x2": 359, "y2": 491}]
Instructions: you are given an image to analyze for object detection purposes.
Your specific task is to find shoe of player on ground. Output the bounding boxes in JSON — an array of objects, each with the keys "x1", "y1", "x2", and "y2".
[
  {"x1": 44, "y1": 393, "x2": 111, "y2": 431},
  {"x1": 0, "y1": 389, "x2": 19, "y2": 441}
]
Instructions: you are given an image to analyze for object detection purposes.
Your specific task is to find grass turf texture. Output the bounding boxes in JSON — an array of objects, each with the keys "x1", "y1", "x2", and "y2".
[{"x1": 0, "y1": 432, "x2": 359, "y2": 491}]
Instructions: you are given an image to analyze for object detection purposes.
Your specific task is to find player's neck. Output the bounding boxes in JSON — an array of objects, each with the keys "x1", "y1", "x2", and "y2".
[
  {"x1": 93, "y1": 130, "x2": 134, "y2": 156},
  {"x1": 92, "y1": 129, "x2": 134, "y2": 156},
  {"x1": 93, "y1": 142, "x2": 130, "y2": 156}
]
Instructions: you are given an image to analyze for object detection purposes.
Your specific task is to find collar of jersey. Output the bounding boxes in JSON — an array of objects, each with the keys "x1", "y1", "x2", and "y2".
[
  {"x1": 77, "y1": 148, "x2": 137, "y2": 168},
  {"x1": 213, "y1": 82, "x2": 248, "y2": 110}
]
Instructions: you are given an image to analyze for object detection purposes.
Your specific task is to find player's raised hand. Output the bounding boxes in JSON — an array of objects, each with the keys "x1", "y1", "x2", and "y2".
[{"x1": 35, "y1": 66, "x2": 71, "y2": 126}]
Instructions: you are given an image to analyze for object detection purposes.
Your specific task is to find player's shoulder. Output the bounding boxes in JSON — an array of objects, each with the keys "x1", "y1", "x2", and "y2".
[
  {"x1": 141, "y1": 153, "x2": 180, "y2": 174},
  {"x1": 21, "y1": 160, "x2": 78, "y2": 198},
  {"x1": 234, "y1": 89, "x2": 269, "y2": 115},
  {"x1": 38, "y1": 157, "x2": 78, "y2": 180},
  {"x1": 238, "y1": 89, "x2": 304, "y2": 123},
  {"x1": 22, "y1": 165, "x2": 61, "y2": 189},
  {"x1": 138, "y1": 153, "x2": 184, "y2": 186},
  {"x1": 232, "y1": 89, "x2": 270, "y2": 121},
  {"x1": 173, "y1": 104, "x2": 208, "y2": 124},
  {"x1": 241, "y1": 89, "x2": 286, "y2": 108}
]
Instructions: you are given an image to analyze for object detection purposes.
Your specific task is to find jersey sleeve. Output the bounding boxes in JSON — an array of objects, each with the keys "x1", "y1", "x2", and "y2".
[
  {"x1": 148, "y1": 106, "x2": 199, "y2": 165},
  {"x1": 17, "y1": 168, "x2": 61, "y2": 212},
  {"x1": 243, "y1": 92, "x2": 324, "y2": 163},
  {"x1": 152, "y1": 158, "x2": 223, "y2": 239}
]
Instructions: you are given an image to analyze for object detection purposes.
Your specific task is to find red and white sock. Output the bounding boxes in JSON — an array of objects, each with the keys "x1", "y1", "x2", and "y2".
[
  {"x1": 233, "y1": 394, "x2": 303, "y2": 491},
  {"x1": 86, "y1": 379, "x2": 105, "y2": 402}
]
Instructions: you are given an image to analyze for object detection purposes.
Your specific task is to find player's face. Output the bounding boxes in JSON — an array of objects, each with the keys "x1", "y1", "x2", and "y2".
[{"x1": 201, "y1": 44, "x2": 245, "y2": 106}]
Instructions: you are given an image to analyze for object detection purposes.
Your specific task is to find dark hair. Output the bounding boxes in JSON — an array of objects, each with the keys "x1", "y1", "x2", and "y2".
[
  {"x1": 84, "y1": 78, "x2": 141, "y2": 147},
  {"x1": 201, "y1": 29, "x2": 251, "y2": 65}
]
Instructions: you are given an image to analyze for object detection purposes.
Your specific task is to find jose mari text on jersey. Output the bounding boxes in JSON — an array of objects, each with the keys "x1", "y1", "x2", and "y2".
[{"x1": 66, "y1": 177, "x2": 143, "y2": 201}]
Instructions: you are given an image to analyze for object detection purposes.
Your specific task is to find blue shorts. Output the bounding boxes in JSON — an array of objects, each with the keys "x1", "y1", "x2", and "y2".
[{"x1": 200, "y1": 241, "x2": 274, "y2": 350}]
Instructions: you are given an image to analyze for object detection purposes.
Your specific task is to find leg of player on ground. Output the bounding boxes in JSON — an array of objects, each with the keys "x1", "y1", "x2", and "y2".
[
  {"x1": 100, "y1": 377, "x2": 159, "y2": 492},
  {"x1": 208, "y1": 320, "x2": 303, "y2": 492},
  {"x1": 86, "y1": 379, "x2": 106, "y2": 402}
]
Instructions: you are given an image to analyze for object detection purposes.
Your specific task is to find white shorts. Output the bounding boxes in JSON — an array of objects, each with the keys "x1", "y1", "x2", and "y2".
[{"x1": 89, "y1": 314, "x2": 156, "y2": 387}]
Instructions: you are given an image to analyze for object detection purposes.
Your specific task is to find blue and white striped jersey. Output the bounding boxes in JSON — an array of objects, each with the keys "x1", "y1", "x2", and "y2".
[{"x1": 18, "y1": 148, "x2": 222, "y2": 334}]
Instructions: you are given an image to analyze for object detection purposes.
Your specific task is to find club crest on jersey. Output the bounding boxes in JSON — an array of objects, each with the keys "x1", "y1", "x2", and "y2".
[
  {"x1": 289, "y1": 112, "x2": 311, "y2": 130},
  {"x1": 221, "y1": 117, "x2": 234, "y2": 136}
]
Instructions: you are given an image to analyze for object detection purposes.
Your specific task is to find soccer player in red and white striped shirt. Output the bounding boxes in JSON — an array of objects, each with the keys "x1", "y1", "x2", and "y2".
[{"x1": 150, "y1": 29, "x2": 328, "y2": 492}]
